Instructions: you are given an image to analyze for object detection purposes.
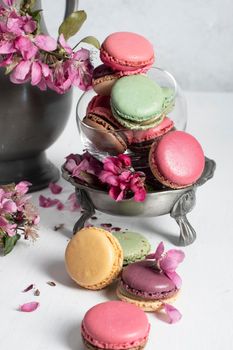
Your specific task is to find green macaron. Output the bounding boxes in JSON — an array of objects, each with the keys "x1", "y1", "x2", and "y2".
[
  {"x1": 112, "y1": 231, "x2": 151, "y2": 265},
  {"x1": 111, "y1": 74, "x2": 165, "y2": 130}
]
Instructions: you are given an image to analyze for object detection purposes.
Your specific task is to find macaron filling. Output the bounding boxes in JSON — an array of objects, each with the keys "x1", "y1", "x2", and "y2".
[
  {"x1": 93, "y1": 64, "x2": 118, "y2": 80},
  {"x1": 81, "y1": 323, "x2": 149, "y2": 350},
  {"x1": 119, "y1": 279, "x2": 177, "y2": 300}
]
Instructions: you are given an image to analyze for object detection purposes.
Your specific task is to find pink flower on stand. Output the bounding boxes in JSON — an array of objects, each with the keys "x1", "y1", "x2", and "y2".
[{"x1": 99, "y1": 154, "x2": 146, "y2": 202}]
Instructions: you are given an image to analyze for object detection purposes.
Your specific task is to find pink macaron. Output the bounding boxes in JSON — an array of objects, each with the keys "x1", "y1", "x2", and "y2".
[
  {"x1": 81, "y1": 300, "x2": 150, "y2": 350},
  {"x1": 100, "y1": 32, "x2": 154, "y2": 75},
  {"x1": 149, "y1": 130, "x2": 205, "y2": 188},
  {"x1": 127, "y1": 116, "x2": 174, "y2": 152}
]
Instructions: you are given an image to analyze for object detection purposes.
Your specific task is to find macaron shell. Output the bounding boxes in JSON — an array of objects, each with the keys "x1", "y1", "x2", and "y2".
[
  {"x1": 92, "y1": 64, "x2": 119, "y2": 96},
  {"x1": 122, "y1": 260, "x2": 176, "y2": 294},
  {"x1": 65, "y1": 227, "x2": 123, "y2": 289},
  {"x1": 82, "y1": 116, "x2": 127, "y2": 155},
  {"x1": 112, "y1": 231, "x2": 151, "y2": 265},
  {"x1": 82, "y1": 106, "x2": 128, "y2": 155},
  {"x1": 87, "y1": 95, "x2": 111, "y2": 114},
  {"x1": 130, "y1": 117, "x2": 174, "y2": 143},
  {"x1": 116, "y1": 285, "x2": 179, "y2": 312},
  {"x1": 111, "y1": 75, "x2": 164, "y2": 122},
  {"x1": 92, "y1": 75, "x2": 118, "y2": 96},
  {"x1": 112, "y1": 109, "x2": 165, "y2": 130},
  {"x1": 82, "y1": 301, "x2": 150, "y2": 348},
  {"x1": 100, "y1": 32, "x2": 154, "y2": 71},
  {"x1": 149, "y1": 130, "x2": 205, "y2": 188}
]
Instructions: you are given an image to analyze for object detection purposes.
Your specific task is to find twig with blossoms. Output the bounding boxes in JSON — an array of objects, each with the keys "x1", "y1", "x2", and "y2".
[
  {"x1": 0, "y1": 0, "x2": 99, "y2": 94},
  {"x1": 64, "y1": 152, "x2": 147, "y2": 202},
  {"x1": 0, "y1": 181, "x2": 40, "y2": 255}
]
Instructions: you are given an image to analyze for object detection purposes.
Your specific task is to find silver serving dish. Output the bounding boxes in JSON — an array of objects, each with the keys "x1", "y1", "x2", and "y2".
[{"x1": 62, "y1": 157, "x2": 216, "y2": 246}]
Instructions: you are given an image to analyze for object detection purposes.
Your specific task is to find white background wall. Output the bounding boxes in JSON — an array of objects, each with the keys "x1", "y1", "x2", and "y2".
[{"x1": 42, "y1": 0, "x2": 233, "y2": 91}]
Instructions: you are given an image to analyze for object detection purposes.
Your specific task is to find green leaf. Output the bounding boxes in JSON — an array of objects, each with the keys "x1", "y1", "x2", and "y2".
[
  {"x1": 78, "y1": 36, "x2": 100, "y2": 49},
  {"x1": 5, "y1": 61, "x2": 18, "y2": 75},
  {"x1": 3, "y1": 234, "x2": 21, "y2": 256},
  {"x1": 58, "y1": 10, "x2": 87, "y2": 41}
]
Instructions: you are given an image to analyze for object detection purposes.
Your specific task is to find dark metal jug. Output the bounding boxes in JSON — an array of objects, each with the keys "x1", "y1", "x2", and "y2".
[{"x1": 0, "y1": 0, "x2": 79, "y2": 191}]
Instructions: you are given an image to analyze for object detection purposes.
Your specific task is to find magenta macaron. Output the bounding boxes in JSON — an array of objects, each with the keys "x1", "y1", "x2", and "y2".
[
  {"x1": 81, "y1": 300, "x2": 150, "y2": 350},
  {"x1": 117, "y1": 260, "x2": 179, "y2": 312},
  {"x1": 100, "y1": 32, "x2": 154, "y2": 75},
  {"x1": 149, "y1": 130, "x2": 205, "y2": 189}
]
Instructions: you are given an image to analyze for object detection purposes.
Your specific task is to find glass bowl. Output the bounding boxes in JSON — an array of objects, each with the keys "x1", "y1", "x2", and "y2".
[{"x1": 76, "y1": 67, "x2": 187, "y2": 159}]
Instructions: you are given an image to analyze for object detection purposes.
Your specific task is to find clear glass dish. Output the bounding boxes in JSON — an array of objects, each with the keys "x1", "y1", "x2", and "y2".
[{"x1": 76, "y1": 67, "x2": 187, "y2": 159}]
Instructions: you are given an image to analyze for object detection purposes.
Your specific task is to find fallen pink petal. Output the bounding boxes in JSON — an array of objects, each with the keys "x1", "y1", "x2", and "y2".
[
  {"x1": 19, "y1": 302, "x2": 40, "y2": 312},
  {"x1": 163, "y1": 303, "x2": 182, "y2": 324},
  {"x1": 48, "y1": 182, "x2": 63, "y2": 194},
  {"x1": 39, "y1": 195, "x2": 58, "y2": 208},
  {"x1": 56, "y1": 200, "x2": 64, "y2": 211}
]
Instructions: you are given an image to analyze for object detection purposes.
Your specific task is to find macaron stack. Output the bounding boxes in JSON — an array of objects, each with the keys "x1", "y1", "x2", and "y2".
[{"x1": 82, "y1": 31, "x2": 175, "y2": 156}]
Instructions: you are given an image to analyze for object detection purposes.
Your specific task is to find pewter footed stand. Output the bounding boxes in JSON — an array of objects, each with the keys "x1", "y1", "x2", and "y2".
[{"x1": 62, "y1": 157, "x2": 216, "y2": 246}]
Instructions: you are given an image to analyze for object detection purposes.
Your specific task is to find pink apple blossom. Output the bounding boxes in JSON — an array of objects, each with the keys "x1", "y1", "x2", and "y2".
[
  {"x1": 146, "y1": 242, "x2": 185, "y2": 289},
  {"x1": 99, "y1": 154, "x2": 146, "y2": 202}
]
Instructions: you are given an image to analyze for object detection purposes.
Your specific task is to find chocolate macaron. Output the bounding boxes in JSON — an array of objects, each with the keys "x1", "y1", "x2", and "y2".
[
  {"x1": 92, "y1": 64, "x2": 119, "y2": 96},
  {"x1": 82, "y1": 104, "x2": 128, "y2": 155}
]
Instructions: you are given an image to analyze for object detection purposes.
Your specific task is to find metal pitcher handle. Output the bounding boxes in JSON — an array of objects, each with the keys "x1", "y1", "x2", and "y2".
[
  {"x1": 64, "y1": 0, "x2": 79, "y2": 20},
  {"x1": 39, "y1": 0, "x2": 79, "y2": 35}
]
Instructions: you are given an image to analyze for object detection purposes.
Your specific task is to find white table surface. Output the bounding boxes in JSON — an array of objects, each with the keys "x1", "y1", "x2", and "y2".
[{"x1": 0, "y1": 90, "x2": 232, "y2": 350}]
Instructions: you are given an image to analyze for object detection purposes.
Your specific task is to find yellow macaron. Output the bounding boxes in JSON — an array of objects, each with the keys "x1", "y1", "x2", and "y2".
[{"x1": 65, "y1": 226, "x2": 123, "y2": 290}]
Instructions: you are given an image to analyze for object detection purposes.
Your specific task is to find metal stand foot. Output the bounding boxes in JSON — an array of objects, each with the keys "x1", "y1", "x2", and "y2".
[
  {"x1": 73, "y1": 188, "x2": 95, "y2": 235},
  {"x1": 170, "y1": 189, "x2": 197, "y2": 246}
]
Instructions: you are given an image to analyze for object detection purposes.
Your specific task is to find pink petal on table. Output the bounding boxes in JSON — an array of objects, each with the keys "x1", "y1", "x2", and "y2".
[
  {"x1": 56, "y1": 200, "x2": 64, "y2": 211},
  {"x1": 22, "y1": 284, "x2": 34, "y2": 293},
  {"x1": 19, "y1": 301, "x2": 39, "y2": 312},
  {"x1": 48, "y1": 182, "x2": 63, "y2": 194},
  {"x1": 163, "y1": 303, "x2": 182, "y2": 324},
  {"x1": 34, "y1": 34, "x2": 57, "y2": 51},
  {"x1": 39, "y1": 195, "x2": 58, "y2": 208},
  {"x1": 67, "y1": 192, "x2": 80, "y2": 211}
]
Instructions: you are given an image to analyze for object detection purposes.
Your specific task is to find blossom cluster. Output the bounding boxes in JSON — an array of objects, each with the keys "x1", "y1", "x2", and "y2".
[
  {"x1": 64, "y1": 152, "x2": 147, "y2": 202},
  {"x1": 0, "y1": 181, "x2": 40, "y2": 255},
  {"x1": 0, "y1": 0, "x2": 93, "y2": 93}
]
